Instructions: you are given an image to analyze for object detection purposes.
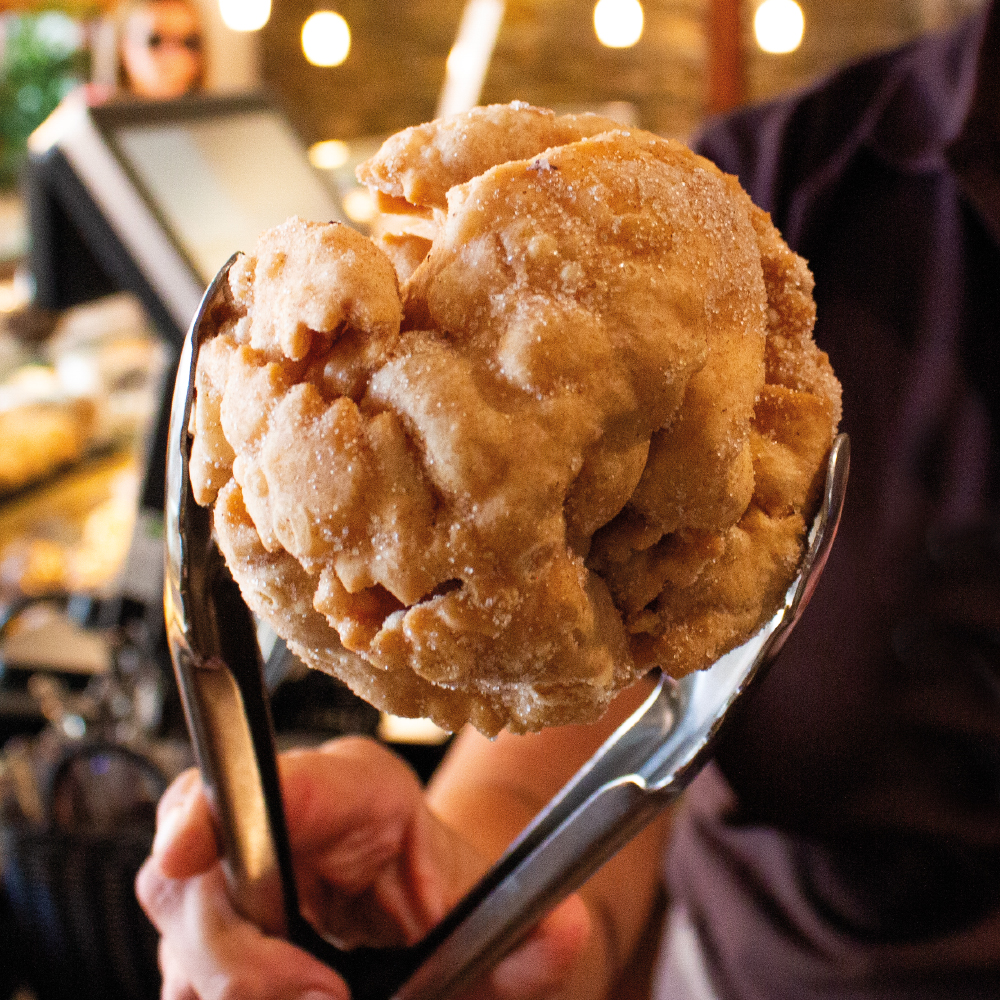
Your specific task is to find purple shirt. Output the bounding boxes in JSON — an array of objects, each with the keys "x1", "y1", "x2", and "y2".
[{"x1": 668, "y1": 6, "x2": 1000, "y2": 997}]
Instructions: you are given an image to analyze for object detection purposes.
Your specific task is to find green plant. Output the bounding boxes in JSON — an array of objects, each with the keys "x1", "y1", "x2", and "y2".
[{"x1": 0, "y1": 10, "x2": 91, "y2": 188}]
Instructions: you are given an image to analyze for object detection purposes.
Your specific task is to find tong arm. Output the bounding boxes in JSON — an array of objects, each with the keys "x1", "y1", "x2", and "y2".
[
  {"x1": 390, "y1": 434, "x2": 850, "y2": 998},
  {"x1": 394, "y1": 776, "x2": 668, "y2": 1000},
  {"x1": 164, "y1": 258, "x2": 299, "y2": 938},
  {"x1": 389, "y1": 619, "x2": 769, "y2": 1000}
]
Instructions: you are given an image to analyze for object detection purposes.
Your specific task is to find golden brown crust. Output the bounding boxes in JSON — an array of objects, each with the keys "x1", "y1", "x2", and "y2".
[
  {"x1": 190, "y1": 103, "x2": 841, "y2": 735},
  {"x1": 358, "y1": 102, "x2": 625, "y2": 284},
  {"x1": 356, "y1": 102, "x2": 621, "y2": 210}
]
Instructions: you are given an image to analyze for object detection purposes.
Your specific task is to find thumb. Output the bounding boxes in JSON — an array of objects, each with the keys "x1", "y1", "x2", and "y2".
[
  {"x1": 150, "y1": 768, "x2": 219, "y2": 878},
  {"x1": 486, "y1": 892, "x2": 593, "y2": 1000}
]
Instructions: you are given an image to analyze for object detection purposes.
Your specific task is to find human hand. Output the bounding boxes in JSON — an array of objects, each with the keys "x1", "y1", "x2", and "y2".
[{"x1": 136, "y1": 737, "x2": 593, "y2": 1000}]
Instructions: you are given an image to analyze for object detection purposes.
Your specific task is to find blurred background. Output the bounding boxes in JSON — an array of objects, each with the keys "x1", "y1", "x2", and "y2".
[
  {"x1": 0, "y1": 0, "x2": 987, "y2": 245},
  {"x1": 0, "y1": 1, "x2": 987, "y2": 998}
]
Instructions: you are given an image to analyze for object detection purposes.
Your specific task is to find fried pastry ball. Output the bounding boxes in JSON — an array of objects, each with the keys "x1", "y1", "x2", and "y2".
[{"x1": 189, "y1": 103, "x2": 841, "y2": 736}]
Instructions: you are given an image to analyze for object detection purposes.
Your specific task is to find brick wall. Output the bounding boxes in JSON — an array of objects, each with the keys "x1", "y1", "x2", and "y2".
[{"x1": 259, "y1": 0, "x2": 983, "y2": 147}]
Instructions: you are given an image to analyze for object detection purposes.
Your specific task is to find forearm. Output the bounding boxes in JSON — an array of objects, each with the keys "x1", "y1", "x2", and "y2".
[{"x1": 426, "y1": 676, "x2": 671, "y2": 999}]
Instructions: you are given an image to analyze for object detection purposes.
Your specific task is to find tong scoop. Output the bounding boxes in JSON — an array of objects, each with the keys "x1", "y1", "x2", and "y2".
[{"x1": 164, "y1": 258, "x2": 850, "y2": 1000}]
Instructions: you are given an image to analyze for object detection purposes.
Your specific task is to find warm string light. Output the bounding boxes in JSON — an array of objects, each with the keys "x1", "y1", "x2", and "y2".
[
  {"x1": 302, "y1": 11, "x2": 351, "y2": 67},
  {"x1": 218, "y1": 0, "x2": 270, "y2": 32},
  {"x1": 308, "y1": 139, "x2": 350, "y2": 170},
  {"x1": 754, "y1": 0, "x2": 805, "y2": 54},
  {"x1": 593, "y1": 0, "x2": 644, "y2": 49}
]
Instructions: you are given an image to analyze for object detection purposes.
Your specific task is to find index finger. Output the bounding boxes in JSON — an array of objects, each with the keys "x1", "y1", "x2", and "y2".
[{"x1": 144, "y1": 862, "x2": 350, "y2": 1000}]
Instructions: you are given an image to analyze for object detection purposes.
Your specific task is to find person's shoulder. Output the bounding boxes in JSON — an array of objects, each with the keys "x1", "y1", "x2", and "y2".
[
  {"x1": 694, "y1": 48, "x2": 897, "y2": 186},
  {"x1": 693, "y1": 11, "x2": 983, "y2": 217}
]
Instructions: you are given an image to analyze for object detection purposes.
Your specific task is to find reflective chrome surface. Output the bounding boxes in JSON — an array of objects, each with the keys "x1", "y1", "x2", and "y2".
[
  {"x1": 394, "y1": 433, "x2": 849, "y2": 1000},
  {"x1": 164, "y1": 256, "x2": 291, "y2": 936}
]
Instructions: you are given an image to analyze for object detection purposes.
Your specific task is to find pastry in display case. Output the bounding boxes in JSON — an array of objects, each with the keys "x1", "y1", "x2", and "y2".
[
  {"x1": 0, "y1": 293, "x2": 168, "y2": 602},
  {"x1": 0, "y1": 374, "x2": 95, "y2": 497}
]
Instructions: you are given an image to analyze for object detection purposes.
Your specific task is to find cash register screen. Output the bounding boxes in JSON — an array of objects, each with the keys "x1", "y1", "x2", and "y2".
[{"x1": 111, "y1": 107, "x2": 344, "y2": 283}]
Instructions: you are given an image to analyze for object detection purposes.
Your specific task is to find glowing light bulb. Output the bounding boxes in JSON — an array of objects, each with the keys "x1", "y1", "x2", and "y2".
[
  {"x1": 754, "y1": 0, "x2": 804, "y2": 54},
  {"x1": 593, "y1": 0, "x2": 644, "y2": 49},
  {"x1": 302, "y1": 11, "x2": 351, "y2": 67},
  {"x1": 308, "y1": 139, "x2": 350, "y2": 170},
  {"x1": 219, "y1": 0, "x2": 270, "y2": 32},
  {"x1": 343, "y1": 188, "x2": 376, "y2": 224}
]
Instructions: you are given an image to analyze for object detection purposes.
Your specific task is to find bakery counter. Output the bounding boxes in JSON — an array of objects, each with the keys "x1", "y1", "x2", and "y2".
[{"x1": 0, "y1": 291, "x2": 169, "y2": 743}]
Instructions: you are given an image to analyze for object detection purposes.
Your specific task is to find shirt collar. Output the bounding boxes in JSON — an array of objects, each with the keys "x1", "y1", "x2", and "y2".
[{"x1": 863, "y1": 5, "x2": 989, "y2": 174}]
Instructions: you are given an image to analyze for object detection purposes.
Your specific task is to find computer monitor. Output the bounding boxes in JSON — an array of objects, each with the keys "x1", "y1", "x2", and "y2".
[{"x1": 25, "y1": 89, "x2": 349, "y2": 346}]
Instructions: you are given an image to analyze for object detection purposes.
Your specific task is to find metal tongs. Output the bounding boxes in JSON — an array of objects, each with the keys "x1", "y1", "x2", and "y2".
[{"x1": 164, "y1": 259, "x2": 850, "y2": 1000}]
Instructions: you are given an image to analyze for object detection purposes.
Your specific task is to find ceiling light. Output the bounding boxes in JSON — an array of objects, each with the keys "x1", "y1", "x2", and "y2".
[
  {"x1": 219, "y1": 0, "x2": 270, "y2": 32},
  {"x1": 754, "y1": 0, "x2": 804, "y2": 54},
  {"x1": 302, "y1": 11, "x2": 351, "y2": 67},
  {"x1": 437, "y1": 0, "x2": 506, "y2": 117},
  {"x1": 593, "y1": 0, "x2": 644, "y2": 49},
  {"x1": 343, "y1": 188, "x2": 376, "y2": 224},
  {"x1": 308, "y1": 139, "x2": 350, "y2": 170}
]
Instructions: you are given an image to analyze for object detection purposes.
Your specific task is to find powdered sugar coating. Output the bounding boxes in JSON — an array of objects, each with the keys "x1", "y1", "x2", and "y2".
[{"x1": 189, "y1": 105, "x2": 840, "y2": 735}]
